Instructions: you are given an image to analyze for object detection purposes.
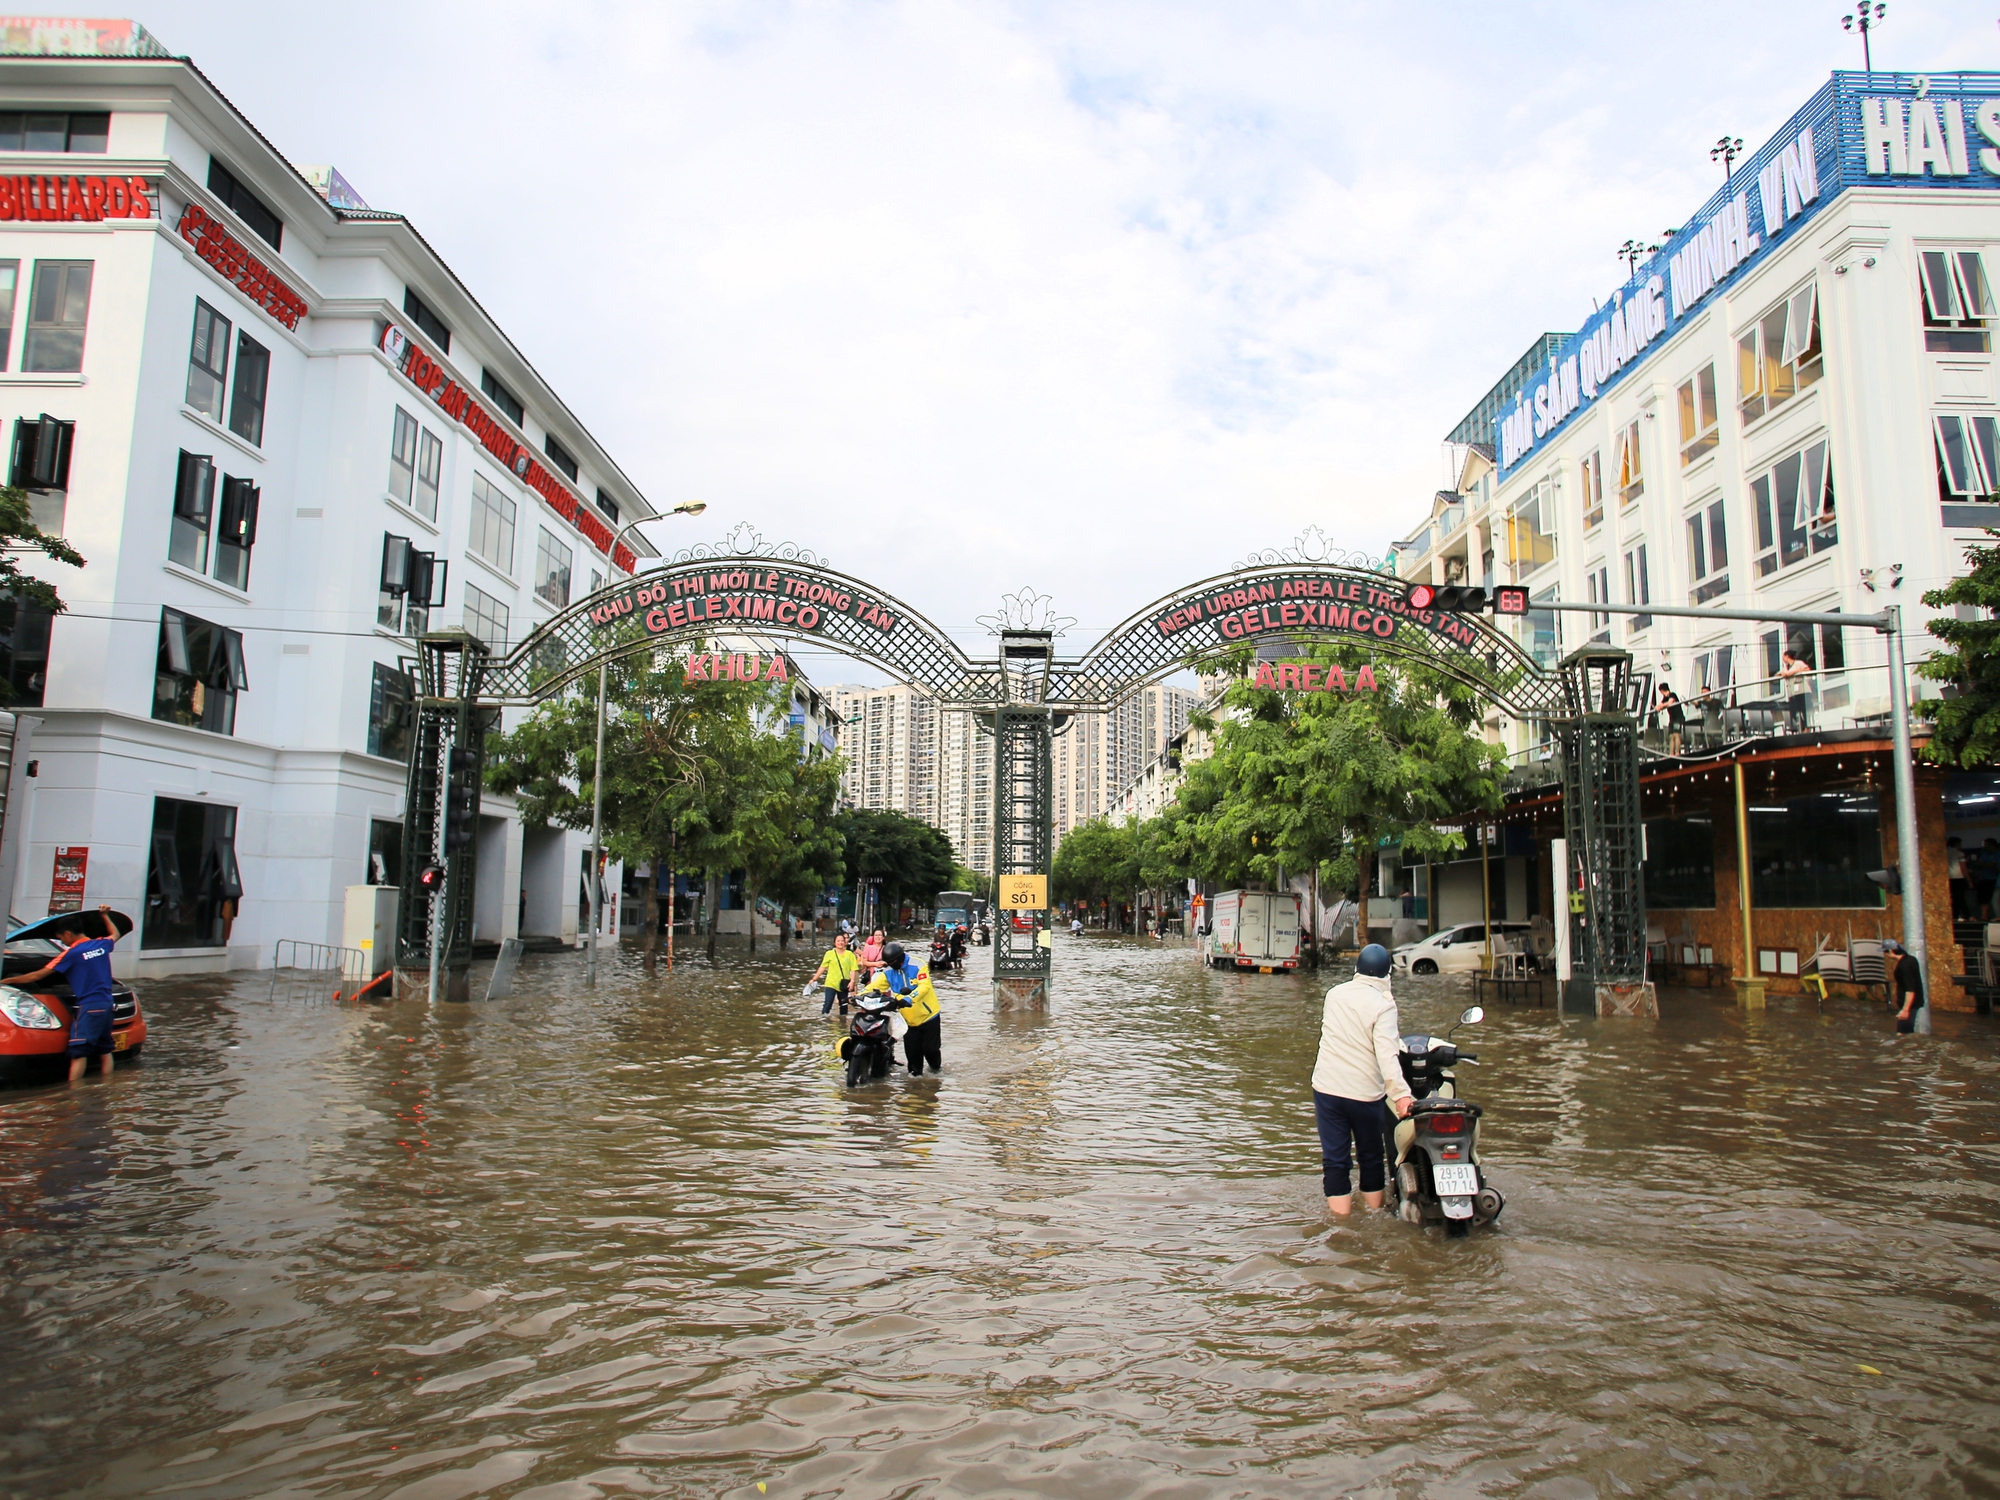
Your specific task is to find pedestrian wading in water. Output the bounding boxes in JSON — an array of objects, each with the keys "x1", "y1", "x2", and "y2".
[{"x1": 1310, "y1": 943, "x2": 1414, "y2": 1216}]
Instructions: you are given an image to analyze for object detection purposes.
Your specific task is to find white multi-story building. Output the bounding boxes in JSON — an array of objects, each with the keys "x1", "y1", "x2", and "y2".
[
  {"x1": 1396, "y1": 70, "x2": 2000, "y2": 756},
  {"x1": 0, "y1": 25, "x2": 665, "y2": 974}
]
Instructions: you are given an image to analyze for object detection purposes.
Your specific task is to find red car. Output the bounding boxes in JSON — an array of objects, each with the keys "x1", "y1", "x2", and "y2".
[{"x1": 0, "y1": 911, "x2": 144, "y2": 1083}]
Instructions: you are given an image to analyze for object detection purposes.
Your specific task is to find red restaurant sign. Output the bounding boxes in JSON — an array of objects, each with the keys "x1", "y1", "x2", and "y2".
[
  {"x1": 380, "y1": 323, "x2": 635, "y2": 573},
  {"x1": 0, "y1": 173, "x2": 151, "y2": 221},
  {"x1": 176, "y1": 202, "x2": 308, "y2": 331}
]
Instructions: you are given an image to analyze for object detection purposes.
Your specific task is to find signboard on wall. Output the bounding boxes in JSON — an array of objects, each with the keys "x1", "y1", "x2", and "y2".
[
  {"x1": 1494, "y1": 70, "x2": 2000, "y2": 477},
  {"x1": 48, "y1": 845, "x2": 86, "y2": 914}
]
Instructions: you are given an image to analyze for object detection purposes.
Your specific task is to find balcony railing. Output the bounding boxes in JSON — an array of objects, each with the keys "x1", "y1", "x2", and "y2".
[{"x1": 1495, "y1": 662, "x2": 1940, "y2": 791}]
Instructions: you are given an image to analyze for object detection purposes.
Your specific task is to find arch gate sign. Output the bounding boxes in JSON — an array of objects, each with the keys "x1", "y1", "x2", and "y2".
[{"x1": 399, "y1": 526, "x2": 1630, "y2": 1003}]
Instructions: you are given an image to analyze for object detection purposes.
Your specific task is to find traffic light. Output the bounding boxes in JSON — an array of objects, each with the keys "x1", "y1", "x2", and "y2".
[
  {"x1": 1867, "y1": 865, "x2": 1902, "y2": 895},
  {"x1": 1403, "y1": 581, "x2": 1488, "y2": 612},
  {"x1": 444, "y1": 746, "x2": 480, "y2": 853},
  {"x1": 417, "y1": 864, "x2": 446, "y2": 894},
  {"x1": 1491, "y1": 586, "x2": 1530, "y2": 616}
]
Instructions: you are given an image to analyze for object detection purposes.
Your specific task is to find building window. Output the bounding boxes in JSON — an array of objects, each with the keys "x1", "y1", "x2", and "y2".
[
  {"x1": 0, "y1": 257, "x2": 18, "y2": 371},
  {"x1": 468, "y1": 473, "x2": 516, "y2": 574},
  {"x1": 1623, "y1": 542, "x2": 1651, "y2": 633},
  {"x1": 403, "y1": 288, "x2": 451, "y2": 353},
  {"x1": 1586, "y1": 562, "x2": 1610, "y2": 639},
  {"x1": 1615, "y1": 419, "x2": 1643, "y2": 508},
  {"x1": 367, "y1": 662, "x2": 413, "y2": 761},
  {"x1": 588, "y1": 569, "x2": 603, "y2": 598},
  {"x1": 1525, "y1": 587, "x2": 1559, "y2": 670},
  {"x1": 388, "y1": 407, "x2": 417, "y2": 507},
  {"x1": 367, "y1": 818, "x2": 402, "y2": 886},
  {"x1": 213, "y1": 477, "x2": 260, "y2": 590},
  {"x1": 1921, "y1": 249, "x2": 1994, "y2": 355},
  {"x1": 595, "y1": 488, "x2": 619, "y2": 525},
  {"x1": 228, "y1": 332, "x2": 268, "y2": 445},
  {"x1": 1676, "y1": 362, "x2": 1719, "y2": 465},
  {"x1": 534, "y1": 527, "x2": 572, "y2": 609},
  {"x1": 184, "y1": 299, "x2": 230, "y2": 419},
  {"x1": 169, "y1": 450, "x2": 215, "y2": 571},
  {"x1": 24, "y1": 259, "x2": 90, "y2": 372},
  {"x1": 1686, "y1": 498, "x2": 1729, "y2": 604},
  {"x1": 1507, "y1": 476, "x2": 1557, "y2": 574},
  {"x1": 1579, "y1": 449, "x2": 1604, "y2": 530},
  {"x1": 1750, "y1": 793, "x2": 1883, "y2": 908},
  {"x1": 143, "y1": 796, "x2": 240, "y2": 950},
  {"x1": 543, "y1": 433, "x2": 578, "y2": 482},
  {"x1": 206, "y1": 157, "x2": 281, "y2": 250},
  {"x1": 1751, "y1": 439, "x2": 1836, "y2": 577},
  {"x1": 463, "y1": 582, "x2": 509, "y2": 650},
  {"x1": 0, "y1": 591, "x2": 52, "y2": 705},
  {"x1": 480, "y1": 369, "x2": 524, "y2": 427},
  {"x1": 1643, "y1": 817, "x2": 1714, "y2": 908},
  {"x1": 154, "y1": 607, "x2": 245, "y2": 735},
  {"x1": 1737, "y1": 283, "x2": 1822, "y2": 424},
  {"x1": 0, "y1": 111, "x2": 108, "y2": 153},
  {"x1": 1690, "y1": 645, "x2": 1735, "y2": 710},
  {"x1": 11, "y1": 414, "x2": 73, "y2": 532},
  {"x1": 1935, "y1": 413, "x2": 2000, "y2": 502}
]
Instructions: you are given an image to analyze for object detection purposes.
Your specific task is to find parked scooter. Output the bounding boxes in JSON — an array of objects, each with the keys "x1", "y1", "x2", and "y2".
[
  {"x1": 1383, "y1": 1005, "x2": 1503, "y2": 1237},
  {"x1": 840, "y1": 988, "x2": 907, "y2": 1088}
]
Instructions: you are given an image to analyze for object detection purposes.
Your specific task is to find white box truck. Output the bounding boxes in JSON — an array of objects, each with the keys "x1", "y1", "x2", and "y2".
[{"x1": 1203, "y1": 890, "x2": 1301, "y2": 972}]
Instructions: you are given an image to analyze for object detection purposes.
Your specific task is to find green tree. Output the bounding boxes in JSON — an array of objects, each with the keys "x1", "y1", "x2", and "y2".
[
  {"x1": 0, "y1": 484, "x2": 84, "y2": 703},
  {"x1": 947, "y1": 864, "x2": 988, "y2": 901},
  {"x1": 838, "y1": 808, "x2": 955, "y2": 926},
  {"x1": 1052, "y1": 817, "x2": 1141, "y2": 915},
  {"x1": 1147, "y1": 645, "x2": 1507, "y2": 921},
  {"x1": 1921, "y1": 531, "x2": 2000, "y2": 767},
  {"x1": 733, "y1": 729, "x2": 847, "y2": 951}
]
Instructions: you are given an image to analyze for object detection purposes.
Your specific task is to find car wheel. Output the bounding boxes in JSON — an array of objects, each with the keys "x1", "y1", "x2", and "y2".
[{"x1": 1412, "y1": 959, "x2": 1438, "y2": 976}]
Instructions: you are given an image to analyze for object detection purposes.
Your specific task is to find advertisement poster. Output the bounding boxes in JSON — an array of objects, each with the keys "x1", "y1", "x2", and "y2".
[{"x1": 48, "y1": 845, "x2": 87, "y2": 913}]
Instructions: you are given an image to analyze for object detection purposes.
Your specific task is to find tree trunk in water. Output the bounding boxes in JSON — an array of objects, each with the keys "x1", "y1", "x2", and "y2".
[
  {"x1": 1357, "y1": 845, "x2": 1376, "y2": 948},
  {"x1": 778, "y1": 901, "x2": 789, "y2": 950},
  {"x1": 706, "y1": 874, "x2": 719, "y2": 960},
  {"x1": 642, "y1": 862, "x2": 660, "y2": 973},
  {"x1": 747, "y1": 883, "x2": 758, "y2": 954}
]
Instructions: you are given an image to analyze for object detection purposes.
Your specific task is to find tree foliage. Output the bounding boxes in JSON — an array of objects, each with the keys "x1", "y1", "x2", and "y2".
[
  {"x1": 1146, "y1": 644, "x2": 1507, "y2": 898},
  {"x1": 1921, "y1": 532, "x2": 2000, "y2": 767},
  {"x1": 838, "y1": 807, "x2": 956, "y2": 915},
  {"x1": 1051, "y1": 817, "x2": 1142, "y2": 905}
]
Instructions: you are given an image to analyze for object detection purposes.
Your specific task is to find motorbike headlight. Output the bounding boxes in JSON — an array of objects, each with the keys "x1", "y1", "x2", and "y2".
[{"x1": 0, "y1": 987, "x2": 63, "y2": 1029}]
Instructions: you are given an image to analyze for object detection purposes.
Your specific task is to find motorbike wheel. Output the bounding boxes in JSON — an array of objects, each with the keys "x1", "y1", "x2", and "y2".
[
  {"x1": 845, "y1": 1051, "x2": 866, "y2": 1088},
  {"x1": 1399, "y1": 1197, "x2": 1424, "y2": 1224}
]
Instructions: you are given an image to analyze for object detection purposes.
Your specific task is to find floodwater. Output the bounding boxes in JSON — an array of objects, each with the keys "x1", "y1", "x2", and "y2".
[{"x1": 4, "y1": 937, "x2": 1999, "y2": 1500}]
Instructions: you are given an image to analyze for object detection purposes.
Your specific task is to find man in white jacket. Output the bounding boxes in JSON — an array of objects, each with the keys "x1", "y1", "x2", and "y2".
[{"x1": 1312, "y1": 943, "x2": 1415, "y2": 1216}]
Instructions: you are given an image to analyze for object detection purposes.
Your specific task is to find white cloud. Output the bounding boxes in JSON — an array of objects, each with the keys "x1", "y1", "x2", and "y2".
[{"x1": 148, "y1": 0, "x2": 1991, "y2": 665}]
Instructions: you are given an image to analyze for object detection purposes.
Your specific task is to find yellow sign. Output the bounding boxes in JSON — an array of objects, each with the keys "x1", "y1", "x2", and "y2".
[{"x1": 998, "y1": 875, "x2": 1048, "y2": 910}]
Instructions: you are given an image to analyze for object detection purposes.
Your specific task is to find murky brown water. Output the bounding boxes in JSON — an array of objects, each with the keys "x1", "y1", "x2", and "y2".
[{"x1": 4, "y1": 936, "x2": 1999, "y2": 1499}]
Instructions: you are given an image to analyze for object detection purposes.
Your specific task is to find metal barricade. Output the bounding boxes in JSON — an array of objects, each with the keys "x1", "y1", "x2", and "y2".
[{"x1": 268, "y1": 940, "x2": 372, "y2": 1004}]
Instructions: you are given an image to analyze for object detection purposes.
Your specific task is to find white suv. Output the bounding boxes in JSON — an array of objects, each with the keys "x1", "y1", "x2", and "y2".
[{"x1": 1394, "y1": 922, "x2": 1535, "y2": 975}]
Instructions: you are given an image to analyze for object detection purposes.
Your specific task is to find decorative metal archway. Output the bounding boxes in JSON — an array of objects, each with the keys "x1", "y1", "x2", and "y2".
[{"x1": 399, "y1": 527, "x2": 1639, "y2": 1002}]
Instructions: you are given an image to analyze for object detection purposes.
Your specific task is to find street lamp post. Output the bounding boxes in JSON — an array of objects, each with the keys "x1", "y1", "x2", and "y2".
[
  {"x1": 1842, "y1": 2, "x2": 1886, "y2": 76},
  {"x1": 586, "y1": 499, "x2": 707, "y2": 989},
  {"x1": 1711, "y1": 135, "x2": 1744, "y2": 181}
]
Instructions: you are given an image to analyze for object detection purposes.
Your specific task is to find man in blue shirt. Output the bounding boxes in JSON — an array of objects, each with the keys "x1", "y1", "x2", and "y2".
[{"x1": 14, "y1": 906, "x2": 120, "y2": 1082}]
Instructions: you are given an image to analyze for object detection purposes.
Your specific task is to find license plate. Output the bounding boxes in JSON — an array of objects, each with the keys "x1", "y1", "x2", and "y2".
[
  {"x1": 112, "y1": 1031, "x2": 134, "y2": 1052},
  {"x1": 1258, "y1": 966, "x2": 1272, "y2": 974},
  {"x1": 1432, "y1": 1163, "x2": 1478, "y2": 1196}
]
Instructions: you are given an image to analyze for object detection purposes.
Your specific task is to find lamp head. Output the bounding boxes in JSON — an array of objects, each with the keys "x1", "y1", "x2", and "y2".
[{"x1": 672, "y1": 500, "x2": 707, "y2": 517}]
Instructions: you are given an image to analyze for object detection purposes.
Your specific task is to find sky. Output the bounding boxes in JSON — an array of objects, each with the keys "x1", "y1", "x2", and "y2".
[{"x1": 141, "y1": 0, "x2": 1997, "y2": 682}]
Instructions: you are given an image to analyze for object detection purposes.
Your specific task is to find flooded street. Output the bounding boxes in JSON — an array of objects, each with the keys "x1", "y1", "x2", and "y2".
[{"x1": 4, "y1": 936, "x2": 1999, "y2": 1499}]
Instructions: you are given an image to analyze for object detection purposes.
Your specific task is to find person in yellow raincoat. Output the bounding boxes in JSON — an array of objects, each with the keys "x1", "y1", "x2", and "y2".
[{"x1": 863, "y1": 941, "x2": 942, "y2": 1076}]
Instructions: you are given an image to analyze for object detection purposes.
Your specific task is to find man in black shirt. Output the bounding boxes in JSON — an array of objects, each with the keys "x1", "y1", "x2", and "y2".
[{"x1": 1885, "y1": 937, "x2": 1925, "y2": 1034}]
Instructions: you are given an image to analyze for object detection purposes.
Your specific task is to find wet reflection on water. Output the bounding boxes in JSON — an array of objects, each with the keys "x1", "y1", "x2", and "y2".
[{"x1": 3, "y1": 936, "x2": 1998, "y2": 1498}]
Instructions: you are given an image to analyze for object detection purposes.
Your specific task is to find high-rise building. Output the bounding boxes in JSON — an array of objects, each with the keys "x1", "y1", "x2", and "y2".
[
  {"x1": 829, "y1": 683, "x2": 940, "y2": 828},
  {"x1": 1052, "y1": 685, "x2": 1196, "y2": 847}
]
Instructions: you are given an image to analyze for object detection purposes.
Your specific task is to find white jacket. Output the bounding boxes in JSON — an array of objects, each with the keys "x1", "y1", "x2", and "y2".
[{"x1": 1311, "y1": 972, "x2": 1413, "y2": 1105}]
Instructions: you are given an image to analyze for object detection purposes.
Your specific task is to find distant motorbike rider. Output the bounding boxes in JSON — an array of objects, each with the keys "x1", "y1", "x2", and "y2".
[
  {"x1": 863, "y1": 941, "x2": 943, "y2": 1077},
  {"x1": 1311, "y1": 944, "x2": 1414, "y2": 1218}
]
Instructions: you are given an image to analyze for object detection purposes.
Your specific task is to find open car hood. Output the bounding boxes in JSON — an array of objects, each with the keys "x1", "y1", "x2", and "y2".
[{"x1": 7, "y1": 909, "x2": 134, "y2": 944}]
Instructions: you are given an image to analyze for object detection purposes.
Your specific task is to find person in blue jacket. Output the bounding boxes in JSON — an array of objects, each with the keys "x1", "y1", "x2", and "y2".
[{"x1": 14, "y1": 905, "x2": 120, "y2": 1083}]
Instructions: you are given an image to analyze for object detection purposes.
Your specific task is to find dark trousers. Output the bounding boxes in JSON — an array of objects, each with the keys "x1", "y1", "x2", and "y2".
[
  {"x1": 820, "y1": 985, "x2": 847, "y2": 1016},
  {"x1": 905, "y1": 1016, "x2": 941, "y2": 1075},
  {"x1": 1313, "y1": 1090, "x2": 1389, "y2": 1198}
]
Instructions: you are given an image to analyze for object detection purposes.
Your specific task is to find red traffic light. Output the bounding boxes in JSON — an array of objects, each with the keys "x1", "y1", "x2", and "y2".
[
  {"x1": 1492, "y1": 586, "x2": 1530, "y2": 616},
  {"x1": 1405, "y1": 582, "x2": 1488, "y2": 613},
  {"x1": 417, "y1": 864, "x2": 447, "y2": 894},
  {"x1": 1404, "y1": 582, "x2": 1438, "y2": 610}
]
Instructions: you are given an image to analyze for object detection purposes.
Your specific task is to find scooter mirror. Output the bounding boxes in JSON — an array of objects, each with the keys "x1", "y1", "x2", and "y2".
[{"x1": 1459, "y1": 1006, "x2": 1485, "y2": 1026}]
